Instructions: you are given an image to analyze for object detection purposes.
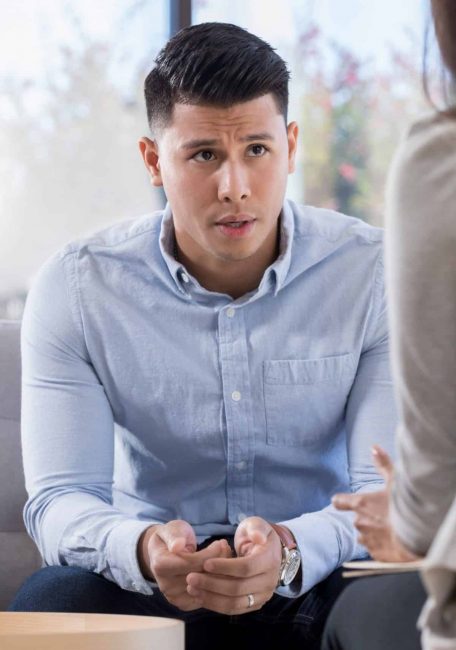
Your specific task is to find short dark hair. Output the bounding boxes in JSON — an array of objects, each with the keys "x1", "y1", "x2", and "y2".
[{"x1": 144, "y1": 22, "x2": 290, "y2": 135}]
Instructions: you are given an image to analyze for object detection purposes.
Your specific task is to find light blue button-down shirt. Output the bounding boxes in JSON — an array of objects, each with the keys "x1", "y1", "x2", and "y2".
[{"x1": 21, "y1": 199, "x2": 397, "y2": 598}]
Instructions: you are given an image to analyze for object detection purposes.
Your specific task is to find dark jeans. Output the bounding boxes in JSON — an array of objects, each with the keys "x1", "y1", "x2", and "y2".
[
  {"x1": 8, "y1": 565, "x2": 353, "y2": 650},
  {"x1": 321, "y1": 572, "x2": 427, "y2": 650}
]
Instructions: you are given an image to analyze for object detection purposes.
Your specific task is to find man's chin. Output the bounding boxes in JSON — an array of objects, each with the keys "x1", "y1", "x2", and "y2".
[{"x1": 211, "y1": 248, "x2": 258, "y2": 263}]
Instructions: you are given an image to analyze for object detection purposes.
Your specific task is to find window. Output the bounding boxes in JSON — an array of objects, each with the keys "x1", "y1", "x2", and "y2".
[
  {"x1": 194, "y1": 0, "x2": 428, "y2": 223},
  {"x1": 1, "y1": 0, "x2": 432, "y2": 318},
  {"x1": 0, "y1": 0, "x2": 168, "y2": 318}
]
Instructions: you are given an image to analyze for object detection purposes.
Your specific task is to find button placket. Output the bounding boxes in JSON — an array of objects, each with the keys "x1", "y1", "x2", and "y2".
[{"x1": 217, "y1": 306, "x2": 254, "y2": 525}]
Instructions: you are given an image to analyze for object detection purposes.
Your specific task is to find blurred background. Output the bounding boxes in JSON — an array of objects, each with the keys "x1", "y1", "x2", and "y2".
[{"x1": 0, "y1": 0, "x2": 436, "y2": 319}]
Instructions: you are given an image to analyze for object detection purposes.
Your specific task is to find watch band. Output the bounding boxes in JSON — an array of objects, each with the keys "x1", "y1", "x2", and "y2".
[{"x1": 270, "y1": 523, "x2": 297, "y2": 550}]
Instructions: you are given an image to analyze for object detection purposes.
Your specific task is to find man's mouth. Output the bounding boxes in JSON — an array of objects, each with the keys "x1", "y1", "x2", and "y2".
[
  {"x1": 215, "y1": 217, "x2": 256, "y2": 239},
  {"x1": 216, "y1": 214, "x2": 255, "y2": 225},
  {"x1": 222, "y1": 221, "x2": 249, "y2": 228}
]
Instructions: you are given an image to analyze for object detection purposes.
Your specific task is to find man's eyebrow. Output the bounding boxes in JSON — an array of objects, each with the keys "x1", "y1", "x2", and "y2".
[
  {"x1": 180, "y1": 132, "x2": 275, "y2": 150},
  {"x1": 240, "y1": 132, "x2": 275, "y2": 142}
]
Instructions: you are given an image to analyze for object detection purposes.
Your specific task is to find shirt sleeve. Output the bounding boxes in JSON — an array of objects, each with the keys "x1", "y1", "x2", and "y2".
[
  {"x1": 21, "y1": 250, "x2": 159, "y2": 595},
  {"x1": 385, "y1": 115, "x2": 456, "y2": 556},
  {"x1": 275, "y1": 249, "x2": 398, "y2": 597}
]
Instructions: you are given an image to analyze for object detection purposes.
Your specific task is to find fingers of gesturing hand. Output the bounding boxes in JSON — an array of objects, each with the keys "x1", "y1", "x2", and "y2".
[
  {"x1": 356, "y1": 531, "x2": 395, "y2": 562},
  {"x1": 332, "y1": 445, "x2": 395, "y2": 514},
  {"x1": 333, "y1": 489, "x2": 389, "y2": 520},
  {"x1": 331, "y1": 492, "x2": 363, "y2": 511},
  {"x1": 354, "y1": 513, "x2": 385, "y2": 531},
  {"x1": 371, "y1": 445, "x2": 394, "y2": 483},
  {"x1": 357, "y1": 528, "x2": 421, "y2": 563}
]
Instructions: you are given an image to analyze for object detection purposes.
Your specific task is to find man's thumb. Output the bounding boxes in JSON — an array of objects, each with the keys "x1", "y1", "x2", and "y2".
[
  {"x1": 157, "y1": 520, "x2": 197, "y2": 553},
  {"x1": 235, "y1": 516, "x2": 270, "y2": 555}
]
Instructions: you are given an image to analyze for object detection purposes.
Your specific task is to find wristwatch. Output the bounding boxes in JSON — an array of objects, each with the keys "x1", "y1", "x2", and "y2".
[{"x1": 270, "y1": 523, "x2": 302, "y2": 587}]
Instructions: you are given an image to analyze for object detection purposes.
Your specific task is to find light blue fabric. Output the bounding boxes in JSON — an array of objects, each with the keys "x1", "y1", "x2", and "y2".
[{"x1": 21, "y1": 199, "x2": 397, "y2": 598}]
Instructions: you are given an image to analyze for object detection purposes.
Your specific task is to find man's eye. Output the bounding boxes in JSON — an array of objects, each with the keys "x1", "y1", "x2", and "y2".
[
  {"x1": 247, "y1": 144, "x2": 267, "y2": 157},
  {"x1": 193, "y1": 151, "x2": 215, "y2": 162}
]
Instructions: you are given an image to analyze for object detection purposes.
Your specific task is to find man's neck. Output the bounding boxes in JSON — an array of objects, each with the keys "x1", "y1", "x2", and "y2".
[{"x1": 175, "y1": 224, "x2": 280, "y2": 300}]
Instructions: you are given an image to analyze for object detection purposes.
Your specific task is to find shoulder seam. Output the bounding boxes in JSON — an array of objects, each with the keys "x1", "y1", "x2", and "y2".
[
  {"x1": 58, "y1": 217, "x2": 161, "y2": 257},
  {"x1": 293, "y1": 227, "x2": 383, "y2": 246},
  {"x1": 366, "y1": 248, "x2": 386, "y2": 347},
  {"x1": 60, "y1": 253, "x2": 88, "y2": 354}
]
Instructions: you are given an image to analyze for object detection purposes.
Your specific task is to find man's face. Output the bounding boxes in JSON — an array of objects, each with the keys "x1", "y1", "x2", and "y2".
[{"x1": 140, "y1": 93, "x2": 298, "y2": 266}]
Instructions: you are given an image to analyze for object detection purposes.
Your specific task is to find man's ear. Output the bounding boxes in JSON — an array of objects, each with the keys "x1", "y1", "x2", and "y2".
[
  {"x1": 138, "y1": 137, "x2": 163, "y2": 187},
  {"x1": 286, "y1": 121, "x2": 299, "y2": 174}
]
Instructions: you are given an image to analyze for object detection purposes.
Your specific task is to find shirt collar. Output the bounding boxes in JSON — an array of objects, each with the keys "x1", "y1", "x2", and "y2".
[
  {"x1": 159, "y1": 203, "x2": 189, "y2": 295},
  {"x1": 269, "y1": 199, "x2": 294, "y2": 296},
  {"x1": 158, "y1": 200, "x2": 294, "y2": 298}
]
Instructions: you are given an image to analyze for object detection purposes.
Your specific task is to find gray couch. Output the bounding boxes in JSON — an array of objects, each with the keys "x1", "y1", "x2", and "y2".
[{"x1": 0, "y1": 320, "x2": 42, "y2": 609}]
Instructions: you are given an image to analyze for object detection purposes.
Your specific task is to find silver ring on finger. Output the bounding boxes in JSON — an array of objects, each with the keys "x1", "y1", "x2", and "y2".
[{"x1": 247, "y1": 593, "x2": 255, "y2": 608}]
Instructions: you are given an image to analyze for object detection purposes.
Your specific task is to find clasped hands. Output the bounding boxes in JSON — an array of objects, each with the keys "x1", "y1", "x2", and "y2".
[
  {"x1": 138, "y1": 516, "x2": 283, "y2": 614},
  {"x1": 332, "y1": 445, "x2": 420, "y2": 562}
]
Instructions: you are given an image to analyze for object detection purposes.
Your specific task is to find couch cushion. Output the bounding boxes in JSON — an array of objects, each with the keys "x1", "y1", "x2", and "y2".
[
  {"x1": 0, "y1": 321, "x2": 27, "y2": 532},
  {"x1": 0, "y1": 532, "x2": 42, "y2": 610},
  {"x1": 0, "y1": 320, "x2": 42, "y2": 610},
  {"x1": 0, "y1": 418, "x2": 28, "y2": 531},
  {"x1": 0, "y1": 320, "x2": 21, "y2": 422}
]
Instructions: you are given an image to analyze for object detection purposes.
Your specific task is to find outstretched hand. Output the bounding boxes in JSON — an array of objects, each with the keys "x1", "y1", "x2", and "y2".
[{"x1": 332, "y1": 446, "x2": 420, "y2": 562}]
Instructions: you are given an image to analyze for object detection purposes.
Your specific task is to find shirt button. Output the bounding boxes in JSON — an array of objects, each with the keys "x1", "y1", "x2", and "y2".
[
  {"x1": 231, "y1": 390, "x2": 241, "y2": 402},
  {"x1": 236, "y1": 461, "x2": 247, "y2": 471},
  {"x1": 237, "y1": 512, "x2": 247, "y2": 523},
  {"x1": 181, "y1": 272, "x2": 189, "y2": 283},
  {"x1": 226, "y1": 307, "x2": 235, "y2": 318}
]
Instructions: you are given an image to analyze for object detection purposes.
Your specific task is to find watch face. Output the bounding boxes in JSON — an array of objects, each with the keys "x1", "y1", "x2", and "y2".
[{"x1": 282, "y1": 549, "x2": 301, "y2": 586}]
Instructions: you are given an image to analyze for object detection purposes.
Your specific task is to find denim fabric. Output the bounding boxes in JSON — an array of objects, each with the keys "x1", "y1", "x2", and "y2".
[{"x1": 9, "y1": 564, "x2": 354, "y2": 650}]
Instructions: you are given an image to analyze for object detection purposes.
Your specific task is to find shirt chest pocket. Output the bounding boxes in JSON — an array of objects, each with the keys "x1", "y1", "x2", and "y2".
[{"x1": 263, "y1": 355, "x2": 355, "y2": 447}]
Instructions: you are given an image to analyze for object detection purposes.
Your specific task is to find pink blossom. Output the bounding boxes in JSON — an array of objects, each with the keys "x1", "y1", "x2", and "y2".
[{"x1": 339, "y1": 163, "x2": 357, "y2": 182}]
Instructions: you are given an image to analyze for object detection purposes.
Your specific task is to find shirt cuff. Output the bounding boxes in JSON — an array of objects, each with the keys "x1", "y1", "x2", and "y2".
[
  {"x1": 106, "y1": 518, "x2": 160, "y2": 595},
  {"x1": 274, "y1": 509, "x2": 365, "y2": 598}
]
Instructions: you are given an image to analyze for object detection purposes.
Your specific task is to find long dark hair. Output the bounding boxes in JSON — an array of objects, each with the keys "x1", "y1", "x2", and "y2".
[{"x1": 424, "y1": 0, "x2": 456, "y2": 116}]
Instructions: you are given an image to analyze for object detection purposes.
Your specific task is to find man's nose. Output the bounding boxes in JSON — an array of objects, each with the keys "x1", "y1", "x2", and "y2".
[{"x1": 217, "y1": 162, "x2": 251, "y2": 203}]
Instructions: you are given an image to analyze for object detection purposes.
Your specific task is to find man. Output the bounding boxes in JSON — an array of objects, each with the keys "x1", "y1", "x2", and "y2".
[{"x1": 10, "y1": 22, "x2": 396, "y2": 650}]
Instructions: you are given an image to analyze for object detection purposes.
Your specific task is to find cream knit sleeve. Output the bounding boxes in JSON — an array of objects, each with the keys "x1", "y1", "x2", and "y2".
[{"x1": 385, "y1": 112, "x2": 456, "y2": 556}]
